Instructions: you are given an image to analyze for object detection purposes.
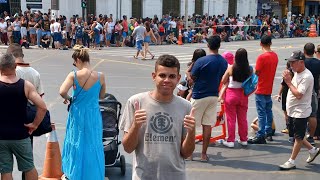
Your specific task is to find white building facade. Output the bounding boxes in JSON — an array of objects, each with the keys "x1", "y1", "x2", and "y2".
[{"x1": 19, "y1": 0, "x2": 257, "y2": 20}]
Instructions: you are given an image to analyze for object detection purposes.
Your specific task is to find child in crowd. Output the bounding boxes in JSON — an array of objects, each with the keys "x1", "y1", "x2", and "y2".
[
  {"x1": 166, "y1": 32, "x2": 177, "y2": 44},
  {"x1": 61, "y1": 26, "x2": 67, "y2": 49},
  {"x1": 20, "y1": 36, "x2": 29, "y2": 49}
]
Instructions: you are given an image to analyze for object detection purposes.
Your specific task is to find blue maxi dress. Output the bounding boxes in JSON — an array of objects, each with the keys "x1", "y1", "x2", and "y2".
[{"x1": 62, "y1": 72, "x2": 105, "y2": 180}]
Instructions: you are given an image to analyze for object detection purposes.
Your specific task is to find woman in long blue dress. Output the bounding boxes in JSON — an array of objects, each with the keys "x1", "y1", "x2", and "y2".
[{"x1": 59, "y1": 45, "x2": 106, "y2": 180}]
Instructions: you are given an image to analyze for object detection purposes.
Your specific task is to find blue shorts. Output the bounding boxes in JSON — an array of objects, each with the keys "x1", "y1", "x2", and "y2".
[
  {"x1": 136, "y1": 40, "x2": 143, "y2": 51},
  {"x1": 122, "y1": 31, "x2": 127, "y2": 38},
  {"x1": 106, "y1": 33, "x2": 112, "y2": 41},
  {"x1": 53, "y1": 32, "x2": 61, "y2": 42},
  {"x1": 42, "y1": 31, "x2": 51, "y2": 37},
  {"x1": 144, "y1": 36, "x2": 151, "y2": 43}
]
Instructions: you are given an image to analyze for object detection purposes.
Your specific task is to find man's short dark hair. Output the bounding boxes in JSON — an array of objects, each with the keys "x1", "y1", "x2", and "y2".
[
  {"x1": 260, "y1": 35, "x2": 272, "y2": 46},
  {"x1": 304, "y1": 43, "x2": 315, "y2": 56},
  {"x1": 155, "y1": 55, "x2": 180, "y2": 73},
  {"x1": 0, "y1": 53, "x2": 16, "y2": 71},
  {"x1": 6, "y1": 43, "x2": 24, "y2": 58},
  {"x1": 207, "y1": 35, "x2": 221, "y2": 51}
]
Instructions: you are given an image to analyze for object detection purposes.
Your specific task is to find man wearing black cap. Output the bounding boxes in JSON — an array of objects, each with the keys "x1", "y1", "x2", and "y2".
[
  {"x1": 279, "y1": 50, "x2": 320, "y2": 170},
  {"x1": 249, "y1": 35, "x2": 278, "y2": 144}
]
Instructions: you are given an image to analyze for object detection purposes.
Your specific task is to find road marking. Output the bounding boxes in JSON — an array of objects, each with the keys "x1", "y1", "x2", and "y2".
[
  {"x1": 91, "y1": 58, "x2": 154, "y2": 68},
  {"x1": 30, "y1": 55, "x2": 49, "y2": 64},
  {"x1": 186, "y1": 167, "x2": 315, "y2": 175},
  {"x1": 92, "y1": 59, "x2": 105, "y2": 69}
]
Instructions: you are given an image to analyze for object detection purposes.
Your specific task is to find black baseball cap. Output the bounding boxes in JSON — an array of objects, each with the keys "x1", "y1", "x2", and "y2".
[{"x1": 285, "y1": 50, "x2": 305, "y2": 62}]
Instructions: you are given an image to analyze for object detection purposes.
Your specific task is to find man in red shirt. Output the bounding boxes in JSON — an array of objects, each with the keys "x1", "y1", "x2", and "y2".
[{"x1": 248, "y1": 35, "x2": 278, "y2": 144}]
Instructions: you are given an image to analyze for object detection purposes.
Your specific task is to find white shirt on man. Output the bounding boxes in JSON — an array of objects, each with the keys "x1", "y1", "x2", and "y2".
[{"x1": 286, "y1": 68, "x2": 314, "y2": 118}]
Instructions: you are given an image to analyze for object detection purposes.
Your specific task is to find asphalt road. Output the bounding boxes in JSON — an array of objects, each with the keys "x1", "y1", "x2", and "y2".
[{"x1": 1, "y1": 37, "x2": 320, "y2": 180}]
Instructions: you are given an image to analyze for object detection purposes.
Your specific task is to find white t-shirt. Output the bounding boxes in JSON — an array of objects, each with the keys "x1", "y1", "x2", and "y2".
[
  {"x1": 0, "y1": 22, "x2": 7, "y2": 32},
  {"x1": 169, "y1": 21, "x2": 177, "y2": 29},
  {"x1": 53, "y1": 22, "x2": 61, "y2": 32},
  {"x1": 286, "y1": 68, "x2": 314, "y2": 118},
  {"x1": 105, "y1": 22, "x2": 113, "y2": 34},
  {"x1": 16, "y1": 65, "x2": 44, "y2": 95},
  {"x1": 120, "y1": 92, "x2": 191, "y2": 180}
]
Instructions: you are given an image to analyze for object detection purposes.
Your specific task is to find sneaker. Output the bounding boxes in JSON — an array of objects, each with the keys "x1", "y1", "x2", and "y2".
[
  {"x1": 281, "y1": 128, "x2": 289, "y2": 134},
  {"x1": 279, "y1": 161, "x2": 296, "y2": 170},
  {"x1": 307, "y1": 136, "x2": 315, "y2": 145},
  {"x1": 222, "y1": 141, "x2": 235, "y2": 148},
  {"x1": 237, "y1": 139, "x2": 248, "y2": 146},
  {"x1": 288, "y1": 137, "x2": 295, "y2": 144},
  {"x1": 266, "y1": 135, "x2": 273, "y2": 141},
  {"x1": 306, "y1": 148, "x2": 320, "y2": 163},
  {"x1": 248, "y1": 136, "x2": 266, "y2": 144}
]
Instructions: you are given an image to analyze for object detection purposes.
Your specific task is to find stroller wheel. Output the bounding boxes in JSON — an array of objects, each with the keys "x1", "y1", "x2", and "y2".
[{"x1": 120, "y1": 155, "x2": 126, "y2": 175}]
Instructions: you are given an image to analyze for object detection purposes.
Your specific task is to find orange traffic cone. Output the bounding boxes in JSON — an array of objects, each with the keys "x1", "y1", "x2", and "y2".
[
  {"x1": 39, "y1": 123, "x2": 63, "y2": 180},
  {"x1": 267, "y1": 26, "x2": 271, "y2": 36},
  {"x1": 178, "y1": 28, "x2": 183, "y2": 45}
]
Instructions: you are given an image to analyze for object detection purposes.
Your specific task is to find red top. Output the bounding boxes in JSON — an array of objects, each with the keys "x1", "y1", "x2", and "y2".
[
  {"x1": 122, "y1": 20, "x2": 128, "y2": 32},
  {"x1": 255, "y1": 51, "x2": 278, "y2": 95}
]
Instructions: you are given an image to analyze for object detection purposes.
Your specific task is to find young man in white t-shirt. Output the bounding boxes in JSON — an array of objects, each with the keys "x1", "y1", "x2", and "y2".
[
  {"x1": 280, "y1": 50, "x2": 320, "y2": 170},
  {"x1": 7, "y1": 44, "x2": 44, "y2": 97},
  {"x1": 120, "y1": 55, "x2": 195, "y2": 180}
]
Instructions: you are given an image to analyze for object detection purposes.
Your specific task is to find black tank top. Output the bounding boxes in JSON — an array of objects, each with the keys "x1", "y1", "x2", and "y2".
[{"x1": 0, "y1": 79, "x2": 29, "y2": 140}]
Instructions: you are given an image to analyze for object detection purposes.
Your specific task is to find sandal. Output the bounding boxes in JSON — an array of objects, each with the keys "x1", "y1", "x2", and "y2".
[
  {"x1": 133, "y1": 55, "x2": 138, "y2": 59},
  {"x1": 200, "y1": 154, "x2": 209, "y2": 162},
  {"x1": 151, "y1": 55, "x2": 155, "y2": 59}
]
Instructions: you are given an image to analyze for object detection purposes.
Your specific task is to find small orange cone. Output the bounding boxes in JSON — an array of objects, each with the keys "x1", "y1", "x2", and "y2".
[
  {"x1": 39, "y1": 123, "x2": 63, "y2": 180},
  {"x1": 178, "y1": 28, "x2": 183, "y2": 45},
  {"x1": 267, "y1": 26, "x2": 271, "y2": 36}
]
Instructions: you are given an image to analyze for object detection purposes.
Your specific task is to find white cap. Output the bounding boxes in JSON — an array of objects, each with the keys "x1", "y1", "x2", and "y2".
[{"x1": 177, "y1": 84, "x2": 188, "y2": 91}]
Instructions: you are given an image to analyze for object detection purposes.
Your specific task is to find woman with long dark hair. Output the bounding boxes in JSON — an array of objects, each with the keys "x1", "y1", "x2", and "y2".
[
  {"x1": 142, "y1": 21, "x2": 156, "y2": 60},
  {"x1": 221, "y1": 48, "x2": 251, "y2": 148}
]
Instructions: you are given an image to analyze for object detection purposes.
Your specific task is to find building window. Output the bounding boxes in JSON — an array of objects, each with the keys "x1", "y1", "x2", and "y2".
[
  {"x1": 87, "y1": 0, "x2": 96, "y2": 16},
  {"x1": 51, "y1": 0, "x2": 59, "y2": 10},
  {"x1": 195, "y1": 0, "x2": 203, "y2": 15},
  {"x1": 228, "y1": 0, "x2": 237, "y2": 17},
  {"x1": 132, "y1": 0, "x2": 142, "y2": 18},
  {"x1": 163, "y1": 0, "x2": 180, "y2": 17},
  {"x1": 9, "y1": 0, "x2": 21, "y2": 15}
]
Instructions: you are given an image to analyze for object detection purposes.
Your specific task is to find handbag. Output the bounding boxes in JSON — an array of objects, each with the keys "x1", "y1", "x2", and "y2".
[
  {"x1": 241, "y1": 66, "x2": 258, "y2": 96},
  {"x1": 67, "y1": 70, "x2": 92, "y2": 111},
  {"x1": 26, "y1": 102, "x2": 52, "y2": 136}
]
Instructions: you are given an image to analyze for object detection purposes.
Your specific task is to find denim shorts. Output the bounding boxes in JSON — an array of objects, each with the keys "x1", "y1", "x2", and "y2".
[
  {"x1": 0, "y1": 138, "x2": 34, "y2": 173},
  {"x1": 136, "y1": 40, "x2": 143, "y2": 51},
  {"x1": 122, "y1": 31, "x2": 127, "y2": 38},
  {"x1": 106, "y1": 33, "x2": 112, "y2": 41}
]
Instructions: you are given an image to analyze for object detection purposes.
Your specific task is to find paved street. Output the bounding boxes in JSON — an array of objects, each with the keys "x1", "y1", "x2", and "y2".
[{"x1": 1, "y1": 37, "x2": 320, "y2": 180}]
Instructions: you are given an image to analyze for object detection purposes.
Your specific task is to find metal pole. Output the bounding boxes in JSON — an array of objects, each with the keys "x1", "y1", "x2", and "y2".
[
  {"x1": 287, "y1": 0, "x2": 292, "y2": 36},
  {"x1": 119, "y1": 0, "x2": 122, "y2": 20},
  {"x1": 185, "y1": 0, "x2": 188, "y2": 29}
]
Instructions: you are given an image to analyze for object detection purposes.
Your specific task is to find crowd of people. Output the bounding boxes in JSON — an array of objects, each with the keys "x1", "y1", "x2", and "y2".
[
  {"x1": 1, "y1": 8, "x2": 320, "y2": 180},
  {"x1": 1, "y1": 8, "x2": 320, "y2": 50}
]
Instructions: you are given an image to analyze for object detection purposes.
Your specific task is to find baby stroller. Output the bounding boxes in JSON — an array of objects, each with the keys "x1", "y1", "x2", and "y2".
[{"x1": 99, "y1": 93, "x2": 126, "y2": 175}]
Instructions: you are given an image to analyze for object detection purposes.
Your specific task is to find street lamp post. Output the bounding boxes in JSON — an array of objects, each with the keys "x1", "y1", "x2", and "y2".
[{"x1": 185, "y1": 0, "x2": 188, "y2": 29}]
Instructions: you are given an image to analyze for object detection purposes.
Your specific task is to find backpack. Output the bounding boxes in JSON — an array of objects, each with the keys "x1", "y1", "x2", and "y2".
[{"x1": 241, "y1": 66, "x2": 258, "y2": 96}]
